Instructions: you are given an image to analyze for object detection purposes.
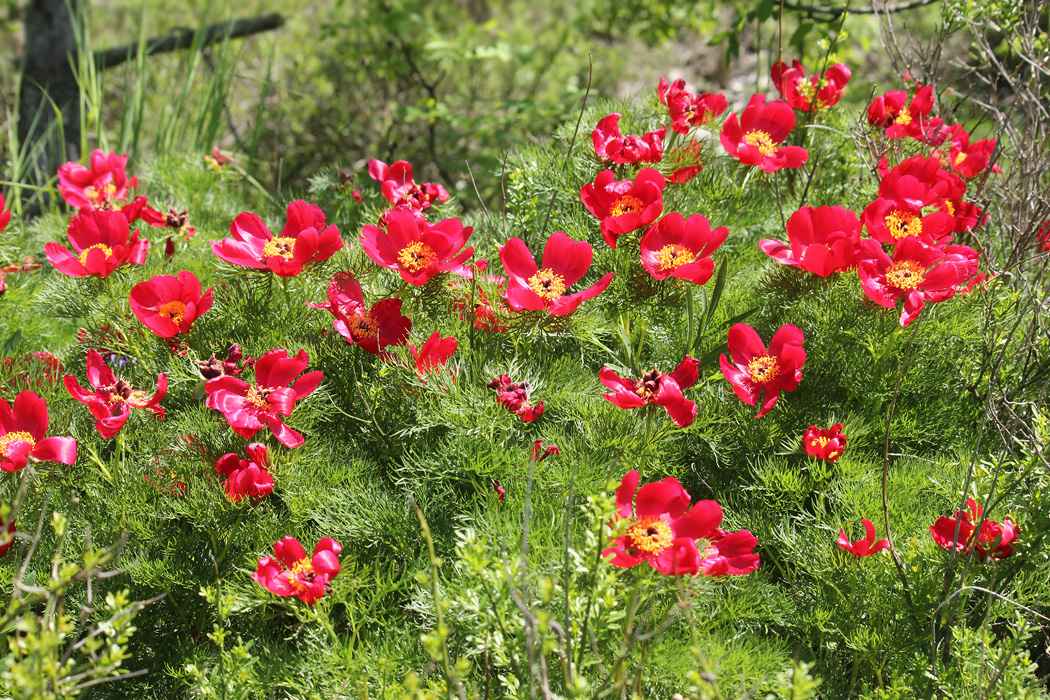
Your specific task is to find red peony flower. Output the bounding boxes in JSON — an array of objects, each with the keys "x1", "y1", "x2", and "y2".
[
  {"x1": 719, "y1": 323, "x2": 805, "y2": 419},
  {"x1": 360, "y1": 208, "x2": 474, "y2": 285},
  {"x1": 855, "y1": 237, "x2": 970, "y2": 327},
  {"x1": 211, "y1": 200, "x2": 343, "y2": 277},
  {"x1": 867, "y1": 86, "x2": 943, "y2": 141},
  {"x1": 129, "y1": 271, "x2": 214, "y2": 338},
  {"x1": 57, "y1": 150, "x2": 138, "y2": 210},
  {"x1": 591, "y1": 113, "x2": 665, "y2": 164},
  {"x1": 45, "y1": 210, "x2": 150, "y2": 278},
  {"x1": 862, "y1": 156, "x2": 957, "y2": 247},
  {"x1": 603, "y1": 470, "x2": 723, "y2": 576},
  {"x1": 0, "y1": 193, "x2": 10, "y2": 232},
  {"x1": 771, "y1": 60, "x2": 851, "y2": 111},
  {"x1": 141, "y1": 205, "x2": 197, "y2": 252},
  {"x1": 599, "y1": 356, "x2": 701, "y2": 428},
  {"x1": 837, "y1": 519, "x2": 889, "y2": 557},
  {"x1": 252, "y1": 536, "x2": 341, "y2": 604},
  {"x1": 310, "y1": 272, "x2": 412, "y2": 356},
  {"x1": 657, "y1": 77, "x2": 728, "y2": 134},
  {"x1": 759, "y1": 206, "x2": 860, "y2": 277},
  {"x1": 408, "y1": 332, "x2": 457, "y2": 378},
  {"x1": 0, "y1": 391, "x2": 78, "y2": 472},
  {"x1": 367, "y1": 159, "x2": 449, "y2": 212},
  {"x1": 205, "y1": 349, "x2": 322, "y2": 449},
  {"x1": 0, "y1": 517, "x2": 15, "y2": 558},
  {"x1": 946, "y1": 126, "x2": 997, "y2": 178},
  {"x1": 499, "y1": 231, "x2": 614, "y2": 316},
  {"x1": 930, "y1": 498, "x2": 1017, "y2": 560},
  {"x1": 639, "y1": 213, "x2": 727, "y2": 284},
  {"x1": 64, "y1": 350, "x2": 167, "y2": 439},
  {"x1": 803, "y1": 423, "x2": 847, "y2": 461},
  {"x1": 215, "y1": 443, "x2": 274, "y2": 502},
  {"x1": 487, "y1": 374, "x2": 544, "y2": 422},
  {"x1": 720, "y1": 95, "x2": 809, "y2": 173},
  {"x1": 1037, "y1": 221, "x2": 1050, "y2": 252},
  {"x1": 580, "y1": 168, "x2": 665, "y2": 249},
  {"x1": 698, "y1": 529, "x2": 761, "y2": 577}
]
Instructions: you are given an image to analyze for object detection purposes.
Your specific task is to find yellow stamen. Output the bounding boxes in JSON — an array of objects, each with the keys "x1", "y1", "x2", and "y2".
[
  {"x1": 348, "y1": 309, "x2": 379, "y2": 339},
  {"x1": 78, "y1": 244, "x2": 114, "y2": 266},
  {"x1": 747, "y1": 356, "x2": 780, "y2": 384},
  {"x1": 261, "y1": 236, "x2": 296, "y2": 259},
  {"x1": 609, "y1": 195, "x2": 645, "y2": 218},
  {"x1": 396, "y1": 242, "x2": 438, "y2": 273},
  {"x1": 157, "y1": 300, "x2": 188, "y2": 327},
  {"x1": 884, "y1": 260, "x2": 926, "y2": 290},
  {"x1": 953, "y1": 152, "x2": 967, "y2": 166},
  {"x1": 85, "y1": 183, "x2": 117, "y2": 203},
  {"x1": 625, "y1": 516, "x2": 674, "y2": 556},
  {"x1": 655, "y1": 244, "x2": 696, "y2": 271},
  {"x1": 527, "y1": 269, "x2": 566, "y2": 301},
  {"x1": 744, "y1": 130, "x2": 778, "y2": 155},
  {"x1": 286, "y1": 558, "x2": 315, "y2": 593},
  {"x1": 893, "y1": 110, "x2": 913, "y2": 125},
  {"x1": 885, "y1": 210, "x2": 923, "y2": 240},
  {"x1": 245, "y1": 386, "x2": 271, "y2": 410},
  {"x1": 812, "y1": 437, "x2": 829, "y2": 448},
  {"x1": 0, "y1": 431, "x2": 35, "y2": 458}
]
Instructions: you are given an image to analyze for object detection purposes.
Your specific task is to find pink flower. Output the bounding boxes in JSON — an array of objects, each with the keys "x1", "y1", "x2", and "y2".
[
  {"x1": 639, "y1": 213, "x2": 728, "y2": 284},
  {"x1": 129, "y1": 271, "x2": 214, "y2": 338},
  {"x1": 580, "y1": 168, "x2": 665, "y2": 249},
  {"x1": 215, "y1": 443, "x2": 274, "y2": 502},
  {"x1": 720, "y1": 95, "x2": 809, "y2": 172},
  {"x1": 64, "y1": 350, "x2": 167, "y2": 439},
  {"x1": 603, "y1": 470, "x2": 723, "y2": 576},
  {"x1": 855, "y1": 237, "x2": 971, "y2": 327},
  {"x1": 930, "y1": 499, "x2": 1016, "y2": 560},
  {"x1": 367, "y1": 159, "x2": 449, "y2": 212},
  {"x1": 803, "y1": 424, "x2": 847, "y2": 461},
  {"x1": 252, "y1": 536, "x2": 341, "y2": 604},
  {"x1": 499, "y1": 231, "x2": 614, "y2": 316},
  {"x1": 837, "y1": 519, "x2": 889, "y2": 557},
  {"x1": 45, "y1": 210, "x2": 150, "y2": 278},
  {"x1": 862, "y1": 156, "x2": 957, "y2": 247},
  {"x1": 204, "y1": 349, "x2": 323, "y2": 449},
  {"x1": 0, "y1": 391, "x2": 78, "y2": 472},
  {"x1": 591, "y1": 113, "x2": 665, "y2": 164},
  {"x1": 867, "y1": 86, "x2": 943, "y2": 141},
  {"x1": 698, "y1": 529, "x2": 761, "y2": 577},
  {"x1": 599, "y1": 356, "x2": 701, "y2": 428},
  {"x1": 57, "y1": 150, "x2": 138, "y2": 210},
  {"x1": 657, "y1": 77, "x2": 729, "y2": 134},
  {"x1": 719, "y1": 323, "x2": 805, "y2": 418},
  {"x1": 211, "y1": 200, "x2": 343, "y2": 277},
  {"x1": 759, "y1": 206, "x2": 860, "y2": 277},
  {"x1": 360, "y1": 208, "x2": 474, "y2": 285},
  {"x1": 947, "y1": 126, "x2": 997, "y2": 178},
  {"x1": 408, "y1": 332, "x2": 457, "y2": 378},
  {"x1": 770, "y1": 60, "x2": 851, "y2": 111},
  {"x1": 310, "y1": 272, "x2": 412, "y2": 356}
]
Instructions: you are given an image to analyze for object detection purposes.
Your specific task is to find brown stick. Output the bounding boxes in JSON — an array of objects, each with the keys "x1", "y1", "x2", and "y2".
[
  {"x1": 783, "y1": 0, "x2": 937, "y2": 19},
  {"x1": 96, "y1": 13, "x2": 284, "y2": 70}
]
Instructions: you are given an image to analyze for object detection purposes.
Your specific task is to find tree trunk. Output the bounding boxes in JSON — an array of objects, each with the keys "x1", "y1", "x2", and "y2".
[{"x1": 18, "y1": 0, "x2": 81, "y2": 177}]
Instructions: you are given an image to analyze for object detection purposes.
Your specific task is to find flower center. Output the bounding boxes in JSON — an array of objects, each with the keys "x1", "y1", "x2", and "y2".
[
  {"x1": 348, "y1": 309, "x2": 379, "y2": 339},
  {"x1": 396, "y1": 242, "x2": 438, "y2": 273},
  {"x1": 625, "y1": 516, "x2": 674, "y2": 556},
  {"x1": 655, "y1": 244, "x2": 696, "y2": 271},
  {"x1": 527, "y1": 269, "x2": 567, "y2": 301},
  {"x1": 884, "y1": 260, "x2": 927, "y2": 290},
  {"x1": 893, "y1": 109, "x2": 913, "y2": 125},
  {"x1": 812, "y1": 436, "x2": 829, "y2": 448},
  {"x1": 157, "y1": 300, "x2": 188, "y2": 326},
  {"x1": 747, "y1": 356, "x2": 780, "y2": 384},
  {"x1": 245, "y1": 385, "x2": 271, "y2": 410},
  {"x1": 0, "y1": 431, "x2": 35, "y2": 457},
  {"x1": 78, "y1": 244, "x2": 114, "y2": 266},
  {"x1": 744, "y1": 130, "x2": 778, "y2": 155},
  {"x1": 286, "y1": 558, "x2": 316, "y2": 593},
  {"x1": 261, "y1": 236, "x2": 296, "y2": 259},
  {"x1": 634, "y1": 368, "x2": 662, "y2": 401},
  {"x1": 609, "y1": 195, "x2": 645, "y2": 218},
  {"x1": 85, "y1": 183, "x2": 118, "y2": 203},
  {"x1": 944, "y1": 200, "x2": 956, "y2": 216},
  {"x1": 953, "y1": 152, "x2": 967, "y2": 166},
  {"x1": 885, "y1": 210, "x2": 923, "y2": 239}
]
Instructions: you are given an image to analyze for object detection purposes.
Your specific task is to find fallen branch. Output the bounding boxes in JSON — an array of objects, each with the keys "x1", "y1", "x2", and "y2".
[{"x1": 96, "y1": 13, "x2": 284, "y2": 70}]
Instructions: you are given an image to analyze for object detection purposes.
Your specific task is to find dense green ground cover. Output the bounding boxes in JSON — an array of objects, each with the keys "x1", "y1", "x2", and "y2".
[{"x1": 2, "y1": 2, "x2": 1050, "y2": 699}]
